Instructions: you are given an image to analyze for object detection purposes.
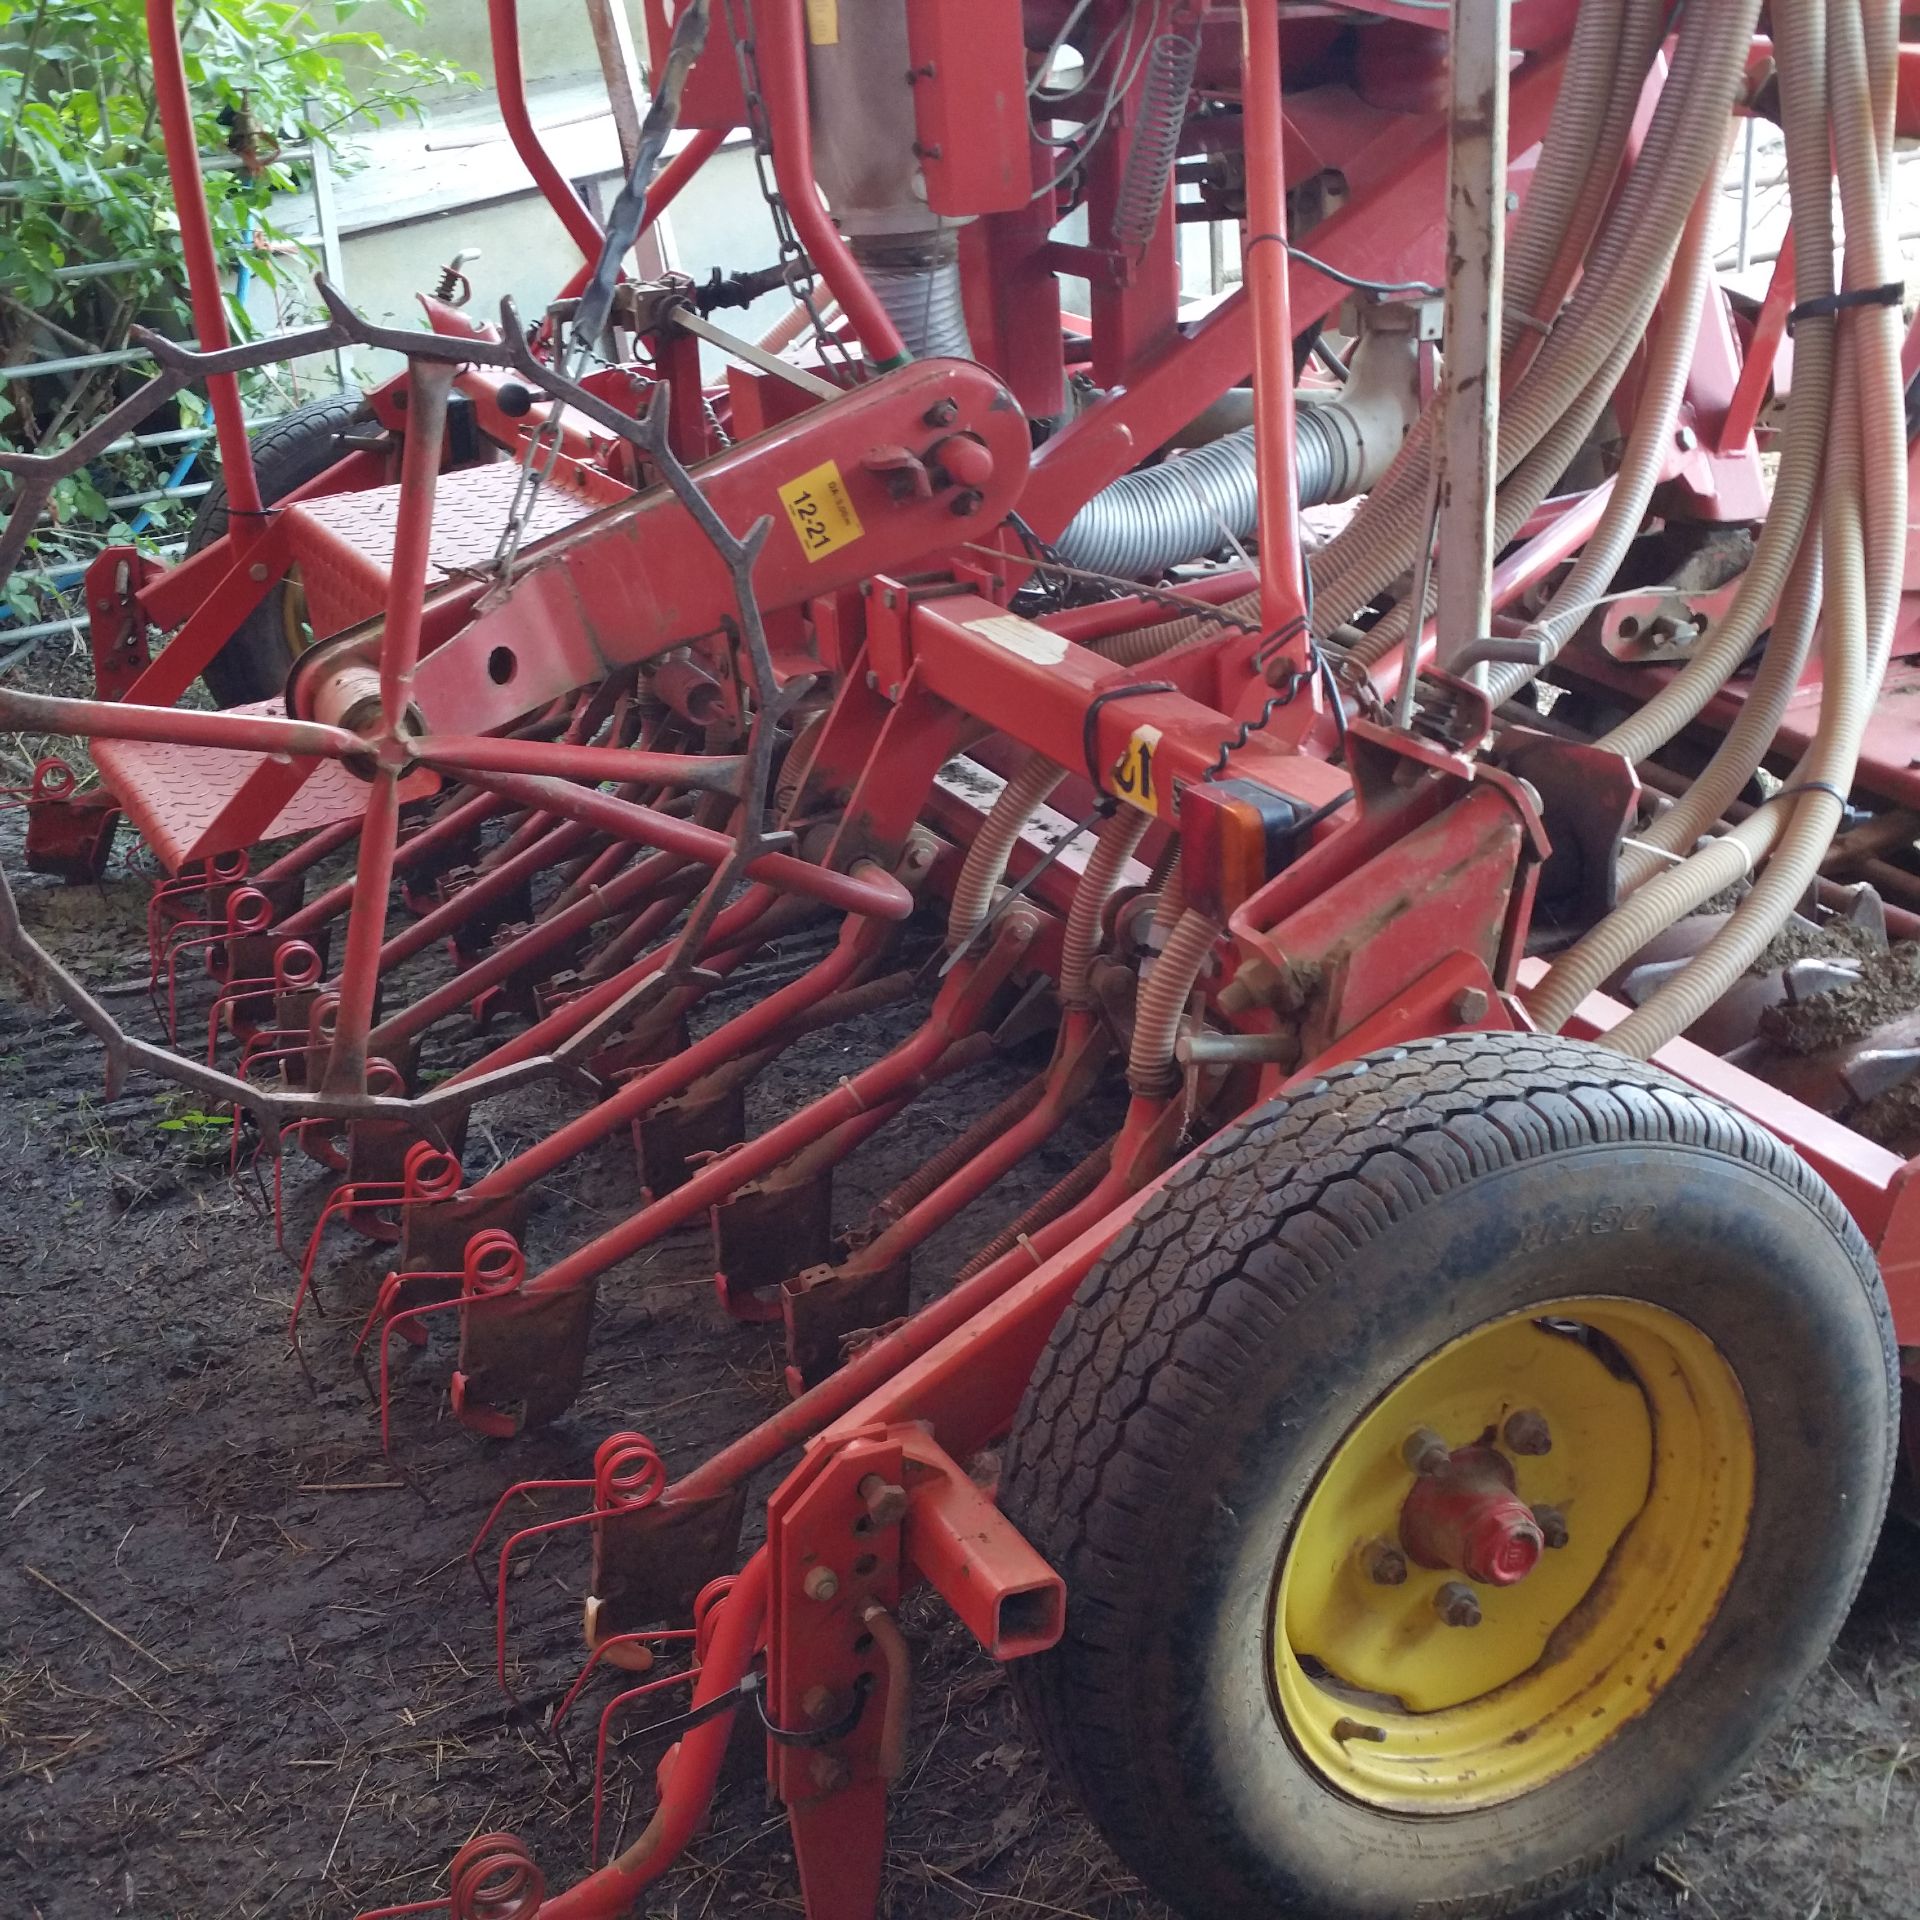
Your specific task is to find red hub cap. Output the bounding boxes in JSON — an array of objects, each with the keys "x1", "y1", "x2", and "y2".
[{"x1": 1399, "y1": 1444, "x2": 1545, "y2": 1586}]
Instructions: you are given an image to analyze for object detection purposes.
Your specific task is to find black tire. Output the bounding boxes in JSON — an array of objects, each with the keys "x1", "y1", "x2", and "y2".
[
  {"x1": 188, "y1": 392, "x2": 369, "y2": 708},
  {"x1": 1003, "y1": 1032, "x2": 1897, "y2": 1920}
]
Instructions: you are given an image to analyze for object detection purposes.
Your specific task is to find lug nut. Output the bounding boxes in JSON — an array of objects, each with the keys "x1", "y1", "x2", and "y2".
[
  {"x1": 803, "y1": 1565, "x2": 840, "y2": 1602},
  {"x1": 1360, "y1": 1539, "x2": 1408, "y2": 1586},
  {"x1": 1531, "y1": 1503, "x2": 1569, "y2": 1549},
  {"x1": 1503, "y1": 1409, "x2": 1552, "y2": 1456},
  {"x1": 1434, "y1": 1581, "x2": 1482, "y2": 1628},
  {"x1": 1402, "y1": 1427, "x2": 1452, "y2": 1477}
]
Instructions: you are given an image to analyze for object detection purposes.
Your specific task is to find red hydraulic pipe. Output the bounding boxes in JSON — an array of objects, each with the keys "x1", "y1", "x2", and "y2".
[
  {"x1": 366, "y1": 849, "x2": 692, "y2": 1056},
  {"x1": 539, "y1": 1550, "x2": 769, "y2": 1919},
  {"x1": 668, "y1": 1093, "x2": 1165, "y2": 1507},
  {"x1": 490, "y1": 0, "x2": 608, "y2": 261},
  {"x1": 1240, "y1": 1, "x2": 1308, "y2": 637},
  {"x1": 144, "y1": 0, "x2": 262, "y2": 522},
  {"x1": 413, "y1": 734, "x2": 744, "y2": 793},
  {"x1": 0, "y1": 683, "x2": 356, "y2": 759},
  {"x1": 448, "y1": 884, "x2": 782, "y2": 1082},
  {"x1": 520, "y1": 919, "x2": 1035, "y2": 1297},
  {"x1": 277, "y1": 789, "x2": 509, "y2": 942},
  {"x1": 755, "y1": 0, "x2": 910, "y2": 368},
  {"x1": 467, "y1": 913, "x2": 881, "y2": 1201},
  {"x1": 460, "y1": 768, "x2": 915, "y2": 920}
]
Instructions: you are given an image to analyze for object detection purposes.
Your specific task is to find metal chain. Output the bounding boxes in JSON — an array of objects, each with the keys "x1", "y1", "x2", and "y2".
[{"x1": 718, "y1": 0, "x2": 856, "y2": 375}]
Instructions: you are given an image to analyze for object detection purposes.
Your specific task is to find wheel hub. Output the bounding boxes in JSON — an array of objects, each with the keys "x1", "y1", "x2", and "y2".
[{"x1": 1398, "y1": 1443, "x2": 1544, "y2": 1586}]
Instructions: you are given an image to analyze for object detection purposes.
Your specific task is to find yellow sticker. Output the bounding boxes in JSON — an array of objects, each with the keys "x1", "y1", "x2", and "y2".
[
  {"x1": 804, "y1": 0, "x2": 839, "y2": 45},
  {"x1": 779, "y1": 458, "x2": 864, "y2": 562},
  {"x1": 1112, "y1": 724, "x2": 1163, "y2": 815}
]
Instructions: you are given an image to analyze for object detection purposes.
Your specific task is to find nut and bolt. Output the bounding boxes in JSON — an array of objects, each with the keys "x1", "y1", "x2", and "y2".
[
  {"x1": 1360, "y1": 1539, "x2": 1408, "y2": 1586},
  {"x1": 1331, "y1": 1716, "x2": 1388, "y2": 1744},
  {"x1": 1503, "y1": 1409, "x2": 1553, "y2": 1456},
  {"x1": 803, "y1": 1565, "x2": 840, "y2": 1602},
  {"x1": 1402, "y1": 1427, "x2": 1452, "y2": 1477},
  {"x1": 248, "y1": 563, "x2": 270, "y2": 582},
  {"x1": 858, "y1": 1474, "x2": 909, "y2": 1528},
  {"x1": 801, "y1": 1685, "x2": 838, "y2": 1725},
  {"x1": 1434, "y1": 1581, "x2": 1482, "y2": 1628},
  {"x1": 949, "y1": 487, "x2": 985, "y2": 517},
  {"x1": 922, "y1": 398, "x2": 959, "y2": 428},
  {"x1": 1448, "y1": 985, "x2": 1490, "y2": 1023},
  {"x1": 810, "y1": 1752, "x2": 852, "y2": 1792},
  {"x1": 1531, "y1": 1503, "x2": 1569, "y2": 1549}
]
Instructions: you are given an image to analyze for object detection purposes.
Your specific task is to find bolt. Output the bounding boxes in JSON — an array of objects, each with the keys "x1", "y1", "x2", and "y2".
[
  {"x1": 858, "y1": 1474, "x2": 909, "y2": 1528},
  {"x1": 1360, "y1": 1539, "x2": 1408, "y2": 1586},
  {"x1": 1434, "y1": 1581, "x2": 1482, "y2": 1628},
  {"x1": 801, "y1": 1684, "x2": 838, "y2": 1725},
  {"x1": 810, "y1": 1752, "x2": 852, "y2": 1792},
  {"x1": 1448, "y1": 985, "x2": 1490, "y2": 1023},
  {"x1": 1503, "y1": 1409, "x2": 1552, "y2": 1456},
  {"x1": 949, "y1": 488, "x2": 984, "y2": 517},
  {"x1": 1402, "y1": 1427, "x2": 1452, "y2": 1477},
  {"x1": 923, "y1": 398, "x2": 959, "y2": 428},
  {"x1": 803, "y1": 1565, "x2": 840, "y2": 1602},
  {"x1": 248, "y1": 563, "x2": 270, "y2": 582},
  {"x1": 1531, "y1": 1504, "x2": 1569, "y2": 1549},
  {"x1": 1676, "y1": 424, "x2": 1698, "y2": 452},
  {"x1": 1331, "y1": 1716, "x2": 1388, "y2": 1744}
]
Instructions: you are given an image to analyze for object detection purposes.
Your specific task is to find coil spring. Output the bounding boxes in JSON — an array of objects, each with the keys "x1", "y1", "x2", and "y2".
[
  {"x1": 448, "y1": 1833, "x2": 544, "y2": 1920},
  {"x1": 593, "y1": 1430, "x2": 667, "y2": 1512},
  {"x1": 1113, "y1": 34, "x2": 1199, "y2": 250}
]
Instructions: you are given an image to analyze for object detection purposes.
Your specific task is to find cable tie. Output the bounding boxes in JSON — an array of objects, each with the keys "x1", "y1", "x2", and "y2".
[
  {"x1": 1764, "y1": 780, "x2": 1850, "y2": 807},
  {"x1": 1787, "y1": 281, "x2": 1904, "y2": 334},
  {"x1": 1619, "y1": 835, "x2": 1687, "y2": 869}
]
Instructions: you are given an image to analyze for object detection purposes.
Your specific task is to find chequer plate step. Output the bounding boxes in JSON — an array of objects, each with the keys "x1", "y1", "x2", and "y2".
[
  {"x1": 94, "y1": 697, "x2": 435, "y2": 873},
  {"x1": 285, "y1": 462, "x2": 607, "y2": 638}
]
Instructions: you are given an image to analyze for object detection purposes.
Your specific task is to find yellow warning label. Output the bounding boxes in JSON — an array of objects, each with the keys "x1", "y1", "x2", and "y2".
[
  {"x1": 804, "y1": 0, "x2": 839, "y2": 46},
  {"x1": 1112, "y1": 724, "x2": 1163, "y2": 815},
  {"x1": 778, "y1": 459, "x2": 864, "y2": 562}
]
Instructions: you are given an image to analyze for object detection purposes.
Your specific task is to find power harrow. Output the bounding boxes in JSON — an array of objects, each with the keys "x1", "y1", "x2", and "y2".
[{"x1": 4, "y1": 1, "x2": 1920, "y2": 1915}]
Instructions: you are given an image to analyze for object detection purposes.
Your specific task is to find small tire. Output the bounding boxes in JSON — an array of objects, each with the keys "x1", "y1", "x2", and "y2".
[
  {"x1": 1003, "y1": 1032, "x2": 1896, "y2": 1920},
  {"x1": 187, "y1": 392, "x2": 369, "y2": 708}
]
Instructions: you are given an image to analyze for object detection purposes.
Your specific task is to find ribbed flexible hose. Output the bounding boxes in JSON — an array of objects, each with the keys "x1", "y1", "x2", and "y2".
[
  {"x1": 1055, "y1": 421, "x2": 1353, "y2": 578},
  {"x1": 1317, "y1": 0, "x2": 1751, "y2": 644},
  {"x1": 853, "y1": 236, "x2": 971, "y2": 360},
  {"x1": 1128, "y1": 907, "x2": 1218, "y2": 1097},
  {"x1": 946, "y1": 757, "x2": 1067, "y2": 953},
  {"x1": 1307, "y1": 0, "x2": 1640, "y2": 632},
  {"x1": 1060, "y1": 808, "x2": 1150, "y2": 1010},
  {"x1": 1593, "y1": 36, "x2": 1838, "y2": 767},
  {"x1": 1484, "y1": 166, "x2": 1723, "y2": 707},
  {"x1": 1613, "y1": 534, "x2": 1824, "y2": 894}
]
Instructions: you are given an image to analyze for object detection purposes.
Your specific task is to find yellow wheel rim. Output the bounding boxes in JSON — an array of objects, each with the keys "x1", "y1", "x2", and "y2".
[{"x1": 1273, "y1": 1297, "x2": 1753, "y2": 1811}]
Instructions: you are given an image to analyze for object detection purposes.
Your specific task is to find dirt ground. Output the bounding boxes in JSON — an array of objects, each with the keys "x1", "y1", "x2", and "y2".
[{"x1": 3, "y1": 820, "x2": 1920, "y2": 1920}]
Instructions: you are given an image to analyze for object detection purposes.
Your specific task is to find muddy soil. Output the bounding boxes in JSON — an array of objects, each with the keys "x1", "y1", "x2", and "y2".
[{"x1": 3, "y1": 834, "x2": 1919, "y2": 1920}]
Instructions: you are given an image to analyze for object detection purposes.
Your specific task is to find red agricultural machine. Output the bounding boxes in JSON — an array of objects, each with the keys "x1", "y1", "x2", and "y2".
[{"x1": 3, "y1": 0, "x2": 1918, "y2": 1914}]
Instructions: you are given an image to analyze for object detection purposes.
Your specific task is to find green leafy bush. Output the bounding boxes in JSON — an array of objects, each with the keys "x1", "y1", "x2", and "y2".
[{"x1": 0, "y1": 0, "x2": 472, "y2": 625}]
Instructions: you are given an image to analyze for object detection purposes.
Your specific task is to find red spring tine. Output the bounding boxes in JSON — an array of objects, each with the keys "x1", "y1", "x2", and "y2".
[
  {"x1": 289, "y1": 1119, "x2": 432, "y2": 1341},
  {"x1": 549, "y1": 1626, "x2": 698, "y2": 1735},
  {"x1": 368, "y1": 1228, "x2": 517, "y2": 1453},
  {"x1": 148, "y1": 851, "x2": 246, "y2": 983},
  {"x1": 590, "y1": 1668, "x2": 701, "y2": 1865},
  {"x1": 477, "y1": 1428, "x2": 665, "y2": 1702}
]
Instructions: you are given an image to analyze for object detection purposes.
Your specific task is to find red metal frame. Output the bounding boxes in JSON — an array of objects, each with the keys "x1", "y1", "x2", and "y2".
[{"x1": 8, "y1": 9, "x2": 1920, "y2": 1919}]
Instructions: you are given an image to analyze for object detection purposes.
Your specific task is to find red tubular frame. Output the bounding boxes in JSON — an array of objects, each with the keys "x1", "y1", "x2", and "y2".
[
  {"x1": 144, "y1": 0, "x2": 261, "y2": 520},
  {"x1": 489, "y1": 0, "x2": 608, "y2": 261},
  {"x1": 755, "y1": 0, "x2": 909, "y2": 368}
]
